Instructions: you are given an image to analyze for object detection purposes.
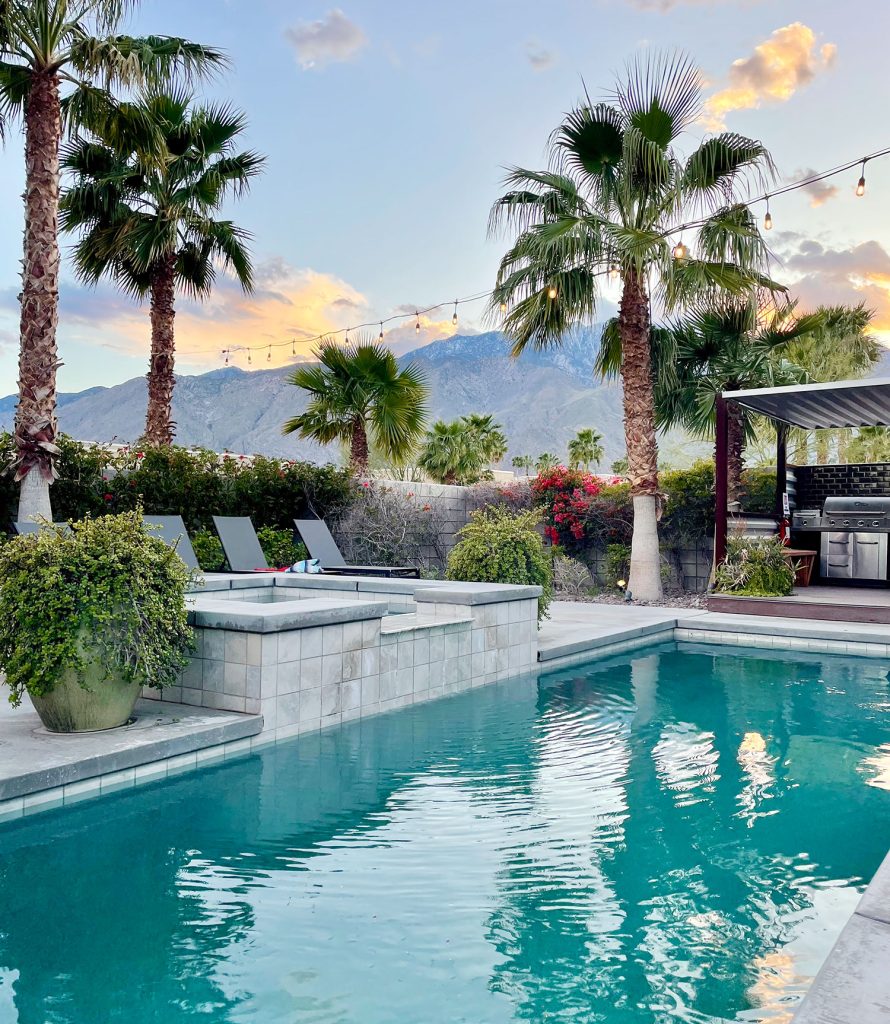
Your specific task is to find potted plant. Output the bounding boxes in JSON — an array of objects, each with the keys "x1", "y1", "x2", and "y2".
[{"x1": 0, "y1": 510, "x2": 194, "y2": 732}]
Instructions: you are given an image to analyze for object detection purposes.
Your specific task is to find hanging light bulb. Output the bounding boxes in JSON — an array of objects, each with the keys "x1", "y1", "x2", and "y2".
[
  {"x1": 344, "y1": 329, "x2": 349, "y2": 345},
  {"x1": 452, "y1": 300, "x2": 458, "y2": 327},
  {"x1": 609, "y1": 264, "x2": 619, "y2": 280},
  {"x1": 267, "y1": 344, "x2": 272, "y2": 362},
  {"x1": 763, "y1": 196, "x2": 772, "y2": 231},
  {"x1": 415, "y1": 312, "x2": 421, "y2": 333},
  {"x1": 247, "y1": 350, "x2": 252, "y2": 364},
  {"x1": 672, "y1": 239, "x2": 687, "y2": 260},
  {"x1": 547, "y1": 285, "x2": 557, "y2": 300},
  {"x1": 224, "y1": 349, "x2": 229, "y2": 366},
  {"x1": 379, "y1": 322, "x2": 384, "y2": 341},
  {"x1": 291, "y1": 339, "x2": 296, "y2": 356},
  {"x1": 856, "y1": 159, "x2": 867, "y2": 197},
  {"x1": 499, "y1": 300, "x2": 508, "y2": 315}
]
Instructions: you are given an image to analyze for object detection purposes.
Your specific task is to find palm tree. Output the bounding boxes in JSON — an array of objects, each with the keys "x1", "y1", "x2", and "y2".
[
  {"x1": 284, "y1": 339, "x2": 429, "y2": 474},
  {"x1": 845, "y1": 428, "x2": 890, "y2": 464},
  {"x1": 0, "y1": 0, "x2": 225, "y2": 519},
  {"x1": 511, "y1": 454, "x2": 534, "y2": 477},
  {"x1": 650, "y1": 298, "x2": 824, "y2": 505},
  {"x1": 489, "y1": 52, "x2": 776, "y2": 600},
  {"x1": 417, "y1": 414, "x2": 507, "y2": 485},
  {"x1": 567, "y1": 428, "x2": 604, "y2": 471},
  {"x1": 535, "y1": 453, "x2": 559, "y2": 474},
  {"x1": 61, "y1": 92, "x2": 263, "y2": 445}
]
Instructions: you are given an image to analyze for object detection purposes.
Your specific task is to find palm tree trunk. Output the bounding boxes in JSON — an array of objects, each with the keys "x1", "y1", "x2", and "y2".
[
  {"x1": 726, "y1": 402, "x2": 745, "y2": 508},
  {"x1": 14, "y1": 70, "x2": 62, "y2": 521},
  {"x1": 144, "y1": 256, "x2": 177, "y2": 445},
  {"x1": 350, "y1": 417, "x2": 369, "y2": 473},
  {"x1": 619, "y1": 269, "x2": 662, "y2": 602}
]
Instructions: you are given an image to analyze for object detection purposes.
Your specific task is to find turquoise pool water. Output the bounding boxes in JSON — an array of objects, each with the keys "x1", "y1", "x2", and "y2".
[{"x1": 1, "y1": 641, "x2": 889, "y2": 1023}]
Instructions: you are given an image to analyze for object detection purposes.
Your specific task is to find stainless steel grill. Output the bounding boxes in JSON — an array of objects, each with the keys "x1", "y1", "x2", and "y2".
[{"x1": 817, "y1": 497, "x2": 890, "y2": 581}]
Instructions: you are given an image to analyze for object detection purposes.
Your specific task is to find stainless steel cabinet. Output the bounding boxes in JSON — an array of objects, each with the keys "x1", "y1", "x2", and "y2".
[{"x1": 820, "y1": 531, "x2": 889, "y2": 580}]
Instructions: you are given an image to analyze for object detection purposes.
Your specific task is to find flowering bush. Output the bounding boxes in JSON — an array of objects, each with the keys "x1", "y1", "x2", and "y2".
[{"x1": 531, "y1": 466, "x2": 602, "y2": 547}]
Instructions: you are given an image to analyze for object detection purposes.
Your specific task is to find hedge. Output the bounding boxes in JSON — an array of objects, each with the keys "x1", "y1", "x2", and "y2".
[{"x1": 0, "y1": 436, "x2": 356, "y2": 535}]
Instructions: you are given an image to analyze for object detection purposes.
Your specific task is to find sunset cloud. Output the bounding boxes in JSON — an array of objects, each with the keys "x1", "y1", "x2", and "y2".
[
  {"x1": 704, "y1": 23, "x2": 836, "y2": 129},
  {"x1": 0, "y1": 260, "x2": 371, "y2": 372},
  {"x1": 781, "y1": 238, "x2": 890, "y2": 342},
  {"x1": 793, "y1": 168, "x2": 840, "y2": 208},
  {"x1": 284, "y1": 9, "x2": 368, "y2": 71}
]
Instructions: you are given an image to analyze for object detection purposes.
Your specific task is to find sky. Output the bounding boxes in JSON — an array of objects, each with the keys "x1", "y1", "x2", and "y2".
[{"x1": 0, "y1": 0, "x2": 889, "y2": 393}]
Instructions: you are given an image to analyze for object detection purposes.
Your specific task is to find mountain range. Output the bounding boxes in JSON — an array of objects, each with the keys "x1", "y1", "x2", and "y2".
[{"x1": 0, "y1": 327, "x2": 708, "y2": 467}]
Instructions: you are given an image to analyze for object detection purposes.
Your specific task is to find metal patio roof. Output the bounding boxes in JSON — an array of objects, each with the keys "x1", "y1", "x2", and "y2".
[{"x1": 722, "y1": 378, "x2": 890, "y2": 430}]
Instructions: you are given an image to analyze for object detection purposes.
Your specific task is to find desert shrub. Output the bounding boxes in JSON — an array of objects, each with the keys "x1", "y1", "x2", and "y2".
[
  {"x1": 552, "y1": 555, "x2": 594, "y2": 598},
  {"x1": 0, "y1": 509, "x2": 193, "y2": 704},
  {"x1": 192, "y1": 529, "x2": 226, "y2": 572},
  {"x1": 713, "y1": 536, "x2": 794, "y2": 597},
  {"x1": 446, "y1": 506, "x2": 552, "y2": 620},
  {"x1": 256, "y1": 526, "x2": 308, "y2": 568},
  {"x1": 334, "y1": 484, "x2": 446, "y2": 571},
  {"x1": 469, "y1": 478, "x2": 536, "y2": 513}
]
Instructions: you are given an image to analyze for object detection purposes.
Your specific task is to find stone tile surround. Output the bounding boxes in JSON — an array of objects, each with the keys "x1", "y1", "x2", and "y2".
[{"x1": 143, "y1": 575, "x2": 541, "y2": 743}]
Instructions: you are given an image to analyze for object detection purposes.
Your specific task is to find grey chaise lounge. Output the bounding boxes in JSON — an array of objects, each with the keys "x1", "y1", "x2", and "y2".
[
  {"x1": 143, "y1": 515, "x2": 201, "y2": 570},
  {"x1": 13, "y1": 521, "x2": 71, "y2": 535},
  {"x1": 212, "y1": 515, "x2": 277, "y2": 573},
  {"x1": 294, "y1": 518, "x2": 419, "y2": 578}
]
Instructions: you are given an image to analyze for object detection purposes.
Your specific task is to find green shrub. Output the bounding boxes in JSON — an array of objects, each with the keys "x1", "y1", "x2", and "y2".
[
  {"x1": 660, "y1": 461, "x2": 714, "y2": 544},
  {"x1": 256, "y1": 526, "x2": 308, "y2": 568},
  {"x1": 0, "y1": 510, "x2": 194, "y2": 704},
  {"x1": 446, "y1": 506, "x2": 552, "y2": 620},
  {"x1": 713, "y1": 536, "x2": 794, "y2": 597},
  {"x1": 603, "y1": 543, "x2": 631, "y2": 589},
  {"x1": 741, "y1": 468, "x2": 777, "y2": 515},
  {"x1": 192, "y1": 529, "x2": 226, "y2": 572}
]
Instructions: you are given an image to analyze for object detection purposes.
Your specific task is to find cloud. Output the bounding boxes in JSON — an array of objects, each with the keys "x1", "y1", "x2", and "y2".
[
  {"x1": 791, "y1": 168, "x2": 840, "y2": 208},
  {"x1": 781, "y1": 238, "x2": 890, "y2": 342},
  {"x1": 2, "y1": 259, "x2": 369, "y2": 371},
  {"x1": 284, "y1": 9, "x2": 367, "y2": 71},
  {"x1": 704, "y1": 23, "x2": 836, "y2": 129},
  {"x1": 525, "y1": 41, "x2": 557, "y2": 71}
]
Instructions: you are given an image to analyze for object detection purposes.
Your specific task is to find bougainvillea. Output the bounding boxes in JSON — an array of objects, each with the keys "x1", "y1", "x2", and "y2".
[{"x1": 531, "y1": 466, "x2": 603, "y2": 547}]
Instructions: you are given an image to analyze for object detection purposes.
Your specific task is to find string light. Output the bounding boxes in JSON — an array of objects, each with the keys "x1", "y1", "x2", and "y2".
[
  {"x1": 379, "y1": 322, "x2": 384, "y2": 341},
  {"x1": 763, "y1": 196, "x2": 772, "y2": 231},
  {"x1": 267, "y1": 344, "x2": 271, "y2": 362},
  {"x1": 176, "y1": 143, "x2": 890, "y2": 370},
  {"x1": 291, "y1": 339, "x2": 296, "y2": 356},
  {"x1": 452, "y1": 300, "x2": 458, "y2": 326}
]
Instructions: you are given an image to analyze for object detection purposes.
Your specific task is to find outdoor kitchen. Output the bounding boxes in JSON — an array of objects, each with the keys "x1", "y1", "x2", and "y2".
[{"x1": 711, "y1": 378, "x2": 890, "y2": 622}]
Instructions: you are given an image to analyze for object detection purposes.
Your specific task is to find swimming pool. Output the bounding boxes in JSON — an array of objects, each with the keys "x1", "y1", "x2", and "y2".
[{"x1": 1, "y1": 640, "x2": 888, "y2": 1023}]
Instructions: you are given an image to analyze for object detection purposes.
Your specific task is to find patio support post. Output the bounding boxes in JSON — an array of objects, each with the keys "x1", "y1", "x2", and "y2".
[
  {"x1": 715, "y1": 395, "x2": 729, "y2": 566},
  {"x1": 775, "y1": 423, "x2": 787, "y2": 520}
]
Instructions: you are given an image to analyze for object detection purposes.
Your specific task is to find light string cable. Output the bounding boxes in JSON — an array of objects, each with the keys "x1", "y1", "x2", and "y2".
[{"x1": 189, "y1": 145, "x2": 890, "y2": 364}]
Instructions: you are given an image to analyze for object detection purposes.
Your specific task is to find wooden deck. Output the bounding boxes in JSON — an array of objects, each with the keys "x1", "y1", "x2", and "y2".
[{"x1": 707, "y1": 585, "x2": 890, "y2": 624}]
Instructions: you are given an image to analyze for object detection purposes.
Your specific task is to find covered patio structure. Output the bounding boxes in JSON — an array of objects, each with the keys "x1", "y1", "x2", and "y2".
[{"x1": 711, "y1": 377, "x2": 890, "y2": 622}]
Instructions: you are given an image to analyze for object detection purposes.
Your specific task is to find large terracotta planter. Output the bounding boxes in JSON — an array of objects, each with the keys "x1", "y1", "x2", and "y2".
[{"x1": 30, "y1": 662, "x2": 141, "y2": 733}]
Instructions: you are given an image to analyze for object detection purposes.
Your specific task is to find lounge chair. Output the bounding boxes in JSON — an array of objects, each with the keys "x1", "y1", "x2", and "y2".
[
  {"x1": 294, "y1": 518, "x2": 420, "y2": 578},
  {"x1": 13, "y1": 521, "x2": 71, "y2": 535},
  {"x1": 143, "y1": 515, "x2": 201, "y2": 571},
  {"x1": 212, "y1": 515, "x2": 277, "y2": 573}
]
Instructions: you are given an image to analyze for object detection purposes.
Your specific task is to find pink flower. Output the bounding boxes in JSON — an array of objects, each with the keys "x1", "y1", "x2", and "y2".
[
  {"x1": 362, "y1": 481, "x2": 370, "y2": 488},
  {"x1": 136, "y1": 452, "x2": 144, "y2": 460},
  {"x1": 103, "y1": 493, "x2": 113, "y2": 502}
]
